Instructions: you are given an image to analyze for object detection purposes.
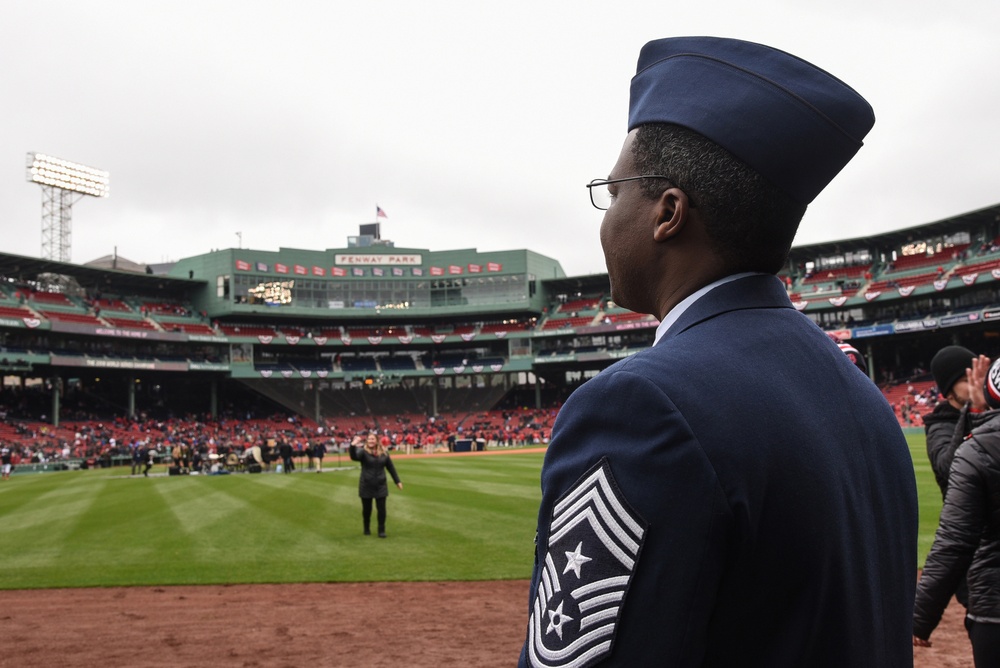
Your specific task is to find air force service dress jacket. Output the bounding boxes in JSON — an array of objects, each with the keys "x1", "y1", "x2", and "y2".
[{"x1": 520, "y1": 273, "x2": 918, "y2": 668}]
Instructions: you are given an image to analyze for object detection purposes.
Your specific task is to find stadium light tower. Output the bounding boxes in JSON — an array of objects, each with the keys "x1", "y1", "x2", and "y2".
[{"x1": 26, "y1": 153, "x2": 110, "y2": 263}]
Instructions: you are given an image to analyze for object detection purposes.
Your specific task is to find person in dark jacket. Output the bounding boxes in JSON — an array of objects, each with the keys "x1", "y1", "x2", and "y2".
[
  {"x1": 914, "y1": 358, "x2": 1000, "y2": 666},
  {"x1": 924, "y1": 346, "x2": 990, "y2": 500},
  {"x1": 278, "y1": 439, "x2": 294, "y2": 474},
  {"x1": 312, "y1": 441, "x2": 325, "y2": 473},
  {"x1": 349, "y1": 432, "x2": 402, "y2": 538},
  {"x1": 922, "y1": 346, "x2": 991, "y2": 610}
]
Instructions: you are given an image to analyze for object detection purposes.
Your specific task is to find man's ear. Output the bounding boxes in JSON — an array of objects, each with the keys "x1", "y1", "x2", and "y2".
[{"x1": 652, "y1": 188, "x2": 690, "y2": 242}]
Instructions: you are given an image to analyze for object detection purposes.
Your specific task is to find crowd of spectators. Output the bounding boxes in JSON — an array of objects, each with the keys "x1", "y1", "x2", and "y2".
[{"x1": 0, "y1": 387, "x2": 556, "y2": 470}]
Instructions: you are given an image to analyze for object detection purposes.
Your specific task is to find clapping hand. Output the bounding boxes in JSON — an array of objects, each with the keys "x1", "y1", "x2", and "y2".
[{"x1": 968, "y1": 354, "x2": 992, "y2": 411}]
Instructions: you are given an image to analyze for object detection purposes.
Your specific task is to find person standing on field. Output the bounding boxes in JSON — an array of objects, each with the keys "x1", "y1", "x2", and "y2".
[
  {"x1": 520, "y1": 36, "x2": 917, "y2": 667},
  {"x1": 349, "y1": 432, "x2": 402, "y2": 538},
  {"x1": 312, "y1": 440, "x2": 325, "y2": 472},
  {"x1": 924, "y1": 345, "x2": 992, "y2": 501},
  {"x1": 914, "y1": 358, "x2": 1000, "y2": 666},
  {"x1": 1, "y1": 443, "x2": 12, "y2": 481},
  {"x1": 130, "y1": 440, "x2": 144, "y2": 476},
  {"x1": 922, "y1": 345, "x2": 991, "y2": 611}
]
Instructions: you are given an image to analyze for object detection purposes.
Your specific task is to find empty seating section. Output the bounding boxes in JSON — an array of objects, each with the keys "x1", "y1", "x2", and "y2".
[
  {"x1": 425, "y1": 352, "x2": 470, "y2": 367},
  {"x1": 39, "y1": 310, "x2": 103, "y2": 325},
  {"x1": 793, "y1": 280, "x2": 850, "y2": 298},
  {"x1": 165, "y1": 323, "x2": 216, "y2": 335},
  {"x1": 0, "y1": 305, "x2": 35, "y2": 319},
  {"x1": 316, "y1": 327, "x2": 342, "y2": 338},
  {"x1": 29, "y1": 290, "x2": 76, "y2": 307},
  {"x1": 346, "y1": 327, "x2": 381, "y2": 338},
  {"x1": 340, "y1": 357, "x2": 378, "y2": 372},
  {"x1": 801, "y1": 264, "x2": 870, "y2": 284},
  {"x1": 478, "y1": 356, "x2": 505, "y2": 367},
  {"x1": 218, "y1": 323, "x2": 277, "y2": 337},
  {"x1": 541, "y1": 316, "x2": 594, "y2": 330},
  {"x1": 556, "y1": 296, "x2": 602, "y2": 313},
  {"x1": 957, "y1": 257, "x2": 1000, "y2": 275},
  {"x1": 379, "y1": 356, "x2": 417, "y2": 371},
  {"x1": 92, "y1": 298, "x2": 131, "y2": 312},
  {"x1": 104, "y1": 317, "x2": 157, "y2": 331},
  {"x1": 868, "y1": 271, "x2": 942, "y2": 292}
]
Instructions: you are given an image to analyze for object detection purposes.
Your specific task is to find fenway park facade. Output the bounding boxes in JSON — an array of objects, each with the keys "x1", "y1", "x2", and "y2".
[{"x1": 1, "y1": 203, "x2": 999, "y2": 427}]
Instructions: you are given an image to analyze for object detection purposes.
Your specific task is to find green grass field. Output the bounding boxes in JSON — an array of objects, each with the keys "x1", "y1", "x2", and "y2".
[
  {"x1": 0, "y1": 433, "x2": 943, "y2": 590},
  {"x1": 908, "y1": 429, "x2": 943, "y2": 566},
  {"x1": 0, "y1": 453, "x2": 543, "y2": 589}
]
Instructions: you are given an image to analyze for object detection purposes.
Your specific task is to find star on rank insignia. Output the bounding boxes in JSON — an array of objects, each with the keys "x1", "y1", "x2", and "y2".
[{"x1": 526, "y1": 457, "x2": 647, "y2": 668}]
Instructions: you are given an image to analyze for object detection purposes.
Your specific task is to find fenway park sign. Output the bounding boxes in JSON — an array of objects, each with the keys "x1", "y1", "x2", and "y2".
[{"x1": 334, "y1": 254, "x2": 422, "y2": 265}]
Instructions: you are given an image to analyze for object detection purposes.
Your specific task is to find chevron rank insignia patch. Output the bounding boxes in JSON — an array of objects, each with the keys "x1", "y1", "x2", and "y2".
[{"x1": 527, "y1": 457, "x2": 647, "y2": 668}]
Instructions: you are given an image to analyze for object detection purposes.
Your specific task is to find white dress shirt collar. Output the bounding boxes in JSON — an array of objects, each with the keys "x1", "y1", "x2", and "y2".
[{"x1": 652, "y1": 272, "x2": 763, "y2": 346}]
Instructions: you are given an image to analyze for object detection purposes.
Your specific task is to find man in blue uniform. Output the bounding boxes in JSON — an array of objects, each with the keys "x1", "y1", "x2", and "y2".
[{"x1": 520, "y1": 37, "x2": 917, "y2": 667}]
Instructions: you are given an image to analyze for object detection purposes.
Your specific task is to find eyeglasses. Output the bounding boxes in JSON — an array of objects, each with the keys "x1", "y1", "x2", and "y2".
[{"x1": 586, "y1": 175, "x2": 676, "y2": 210}]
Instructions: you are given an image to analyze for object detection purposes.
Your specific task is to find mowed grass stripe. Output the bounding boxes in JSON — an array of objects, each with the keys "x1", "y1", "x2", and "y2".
[
  {"x1": 906, "y1": 431, "x2": 943, "y2": 566},
  {"x1": 60, "y1": 475, "x2": 200, "y2": 587},
  {"x1": 0, "y1": 453, "x2": 545, "y2": 588},
  {"x1": 0, "y1": 437, "x2": 946, "y2": 589},
  {"x1": 0, "y1": 475, "x2": 108, "y2": 571}
]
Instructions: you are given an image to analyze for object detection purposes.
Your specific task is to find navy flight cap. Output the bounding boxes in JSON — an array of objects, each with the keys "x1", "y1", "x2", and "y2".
[{"x1": 629, "y1": 37, "x2": 875, "y2": 205}]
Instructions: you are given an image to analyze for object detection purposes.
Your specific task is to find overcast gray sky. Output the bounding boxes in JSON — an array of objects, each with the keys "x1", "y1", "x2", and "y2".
[{"x1": 1, "y1": 0, "x2": 998, "y2": 277}]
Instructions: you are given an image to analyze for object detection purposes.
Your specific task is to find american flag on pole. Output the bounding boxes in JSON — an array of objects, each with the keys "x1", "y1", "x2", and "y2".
[{"x1": 376, "y1": 206, "x2": 388, "y2": 219}]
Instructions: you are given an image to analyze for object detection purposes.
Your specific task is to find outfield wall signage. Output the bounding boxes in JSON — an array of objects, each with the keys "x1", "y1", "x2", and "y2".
[
  {"x1": 589, "y1": 320, "x2": 659, "y2": 334},
  {"x1": 894, "y1": 319, "x2": 938, "y2": 333},
  {"x1": 983, "y1": 309, "x2": 1000, "y2": 321},
  {"x1": 188, "y1": 362, "x2": 230, "y2": 371},
  {"x1": 187, "y1": 334, "x2": 230, "y2": 343},
  {"x1": 577, "y1": 349, "x2": 641, "y2": 363},
  {"x1": 940, "y1": 312, "x2": 981, "y2": 328},
  {"x1": 49, "y1": 321, "x2": 183, "y2": 342},
  {"x1": 50, "y1": 354, "x2": 188, "y2": 372},
  {"x1": 334, "y1": 254, "x2": 422, "y2": 265},
  {"x1": 851, "y1": 324, "x2": 894, "y2": 339},
  {"x1": 535, "y1": 353, "x2": 576, "y2": 364},
  {"x1": 534, "y1": 329, "x2": 569, "y2": 337}
]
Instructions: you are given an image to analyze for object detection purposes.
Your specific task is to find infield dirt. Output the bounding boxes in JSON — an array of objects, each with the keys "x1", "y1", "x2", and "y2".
[{"x1": 0, "y1": 579, "x2": 971, "y2": 667}]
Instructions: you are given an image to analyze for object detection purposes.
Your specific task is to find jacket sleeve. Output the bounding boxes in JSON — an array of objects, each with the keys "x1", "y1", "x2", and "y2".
[
  {"x1": 520, "y1": 368, "x2": 729, "y2": 667},
  {"x1": 384, "y1": 456, "x2": 401, "y2": 485},
  {"x1": 348, "y1": 445, "x2": 362, "y2": 462},
  {"x1": 913, "y1": 440, "x2": 986, "y2": 639},
  {"x1": 925, "y1": 405, "x2": 970, "y2": 499}
]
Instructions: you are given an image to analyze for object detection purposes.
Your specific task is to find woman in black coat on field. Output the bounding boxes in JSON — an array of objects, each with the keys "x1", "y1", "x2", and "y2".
[{"x1": 349, "y1": 432, "x2": 402, "y2": 538}]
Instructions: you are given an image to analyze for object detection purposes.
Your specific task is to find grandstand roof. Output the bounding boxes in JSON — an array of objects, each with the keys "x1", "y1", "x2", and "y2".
[
  {"x1": 0, "y1": 251, "x2": 204, "y2": 296},
  {"x1": 789, "y1": 202, "x2": 1000, "y2": 259}
]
